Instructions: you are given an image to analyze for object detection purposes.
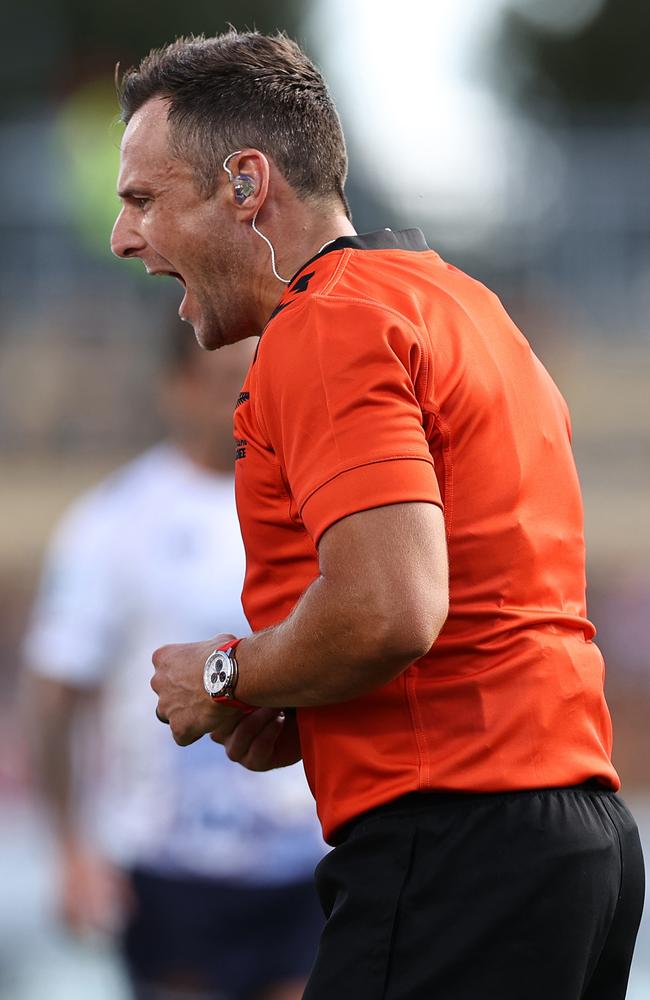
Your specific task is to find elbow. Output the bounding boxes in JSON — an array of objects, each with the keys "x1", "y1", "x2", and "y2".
[
  {"x1": 391, "y1": 595, "x2": 448, "y2": 663},
  {"x1": 356, "y1": 589, "x2": 449, "y2": 672}
]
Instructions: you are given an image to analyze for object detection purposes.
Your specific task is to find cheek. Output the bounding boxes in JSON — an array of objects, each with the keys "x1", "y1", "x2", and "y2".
[
  {"x1": 140, "y1": 215, "x2": 168, "y2": 258},
  {"x1": 145, "y1": 210, "x2": 188, "y2": 258}
]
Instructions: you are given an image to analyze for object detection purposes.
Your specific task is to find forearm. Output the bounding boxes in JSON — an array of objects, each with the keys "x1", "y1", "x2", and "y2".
[
  {"x1": 23, "y1": 675, "x2": 83, "y2": 843},
  {"x1": 234, "y1": 573, "x2": 433, "y2": 708},
  {"x1": 23, "y1": 676, "x2": 131, "y2": 932},
  {"x1": 233, "y1": 505, "x2": 448, "y2": 709},
  {"x1": 152, "y1": 504, "x2": 448, "y2": 743}
]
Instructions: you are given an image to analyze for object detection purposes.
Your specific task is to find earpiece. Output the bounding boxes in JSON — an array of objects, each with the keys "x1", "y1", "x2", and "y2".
[
  {"x1": 223, "y1": 151, "x2": 256, "y2": 204},
  {"x1": 222, "y1": 149, "x2": 290, "y2": 284},
  {"x1": 233, "y1": 174, "x2": 256, "y2": 204}
]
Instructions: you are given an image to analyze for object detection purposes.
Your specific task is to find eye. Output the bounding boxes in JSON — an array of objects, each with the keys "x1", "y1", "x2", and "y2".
[{"x1": 134, "y1": 197, "x2": 151, "y2": 211}]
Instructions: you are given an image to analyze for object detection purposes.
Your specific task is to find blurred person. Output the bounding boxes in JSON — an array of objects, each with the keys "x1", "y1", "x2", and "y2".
[
  {"x1": 111, "y1": 31, "x2": 644, "y2": 1000},
  {"x1": 23, "y1": 327, "x2": 325, "y2": 1000}
]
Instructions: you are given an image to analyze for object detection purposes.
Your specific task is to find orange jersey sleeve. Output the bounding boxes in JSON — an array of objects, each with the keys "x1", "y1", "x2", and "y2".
[{"x1": 255, "y1": 296, "x2": 442, "y2": 546}]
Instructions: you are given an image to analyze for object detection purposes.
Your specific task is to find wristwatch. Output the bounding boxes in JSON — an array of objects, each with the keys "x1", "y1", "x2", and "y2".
[{"x1": 203, "y1": 639, "x2": 253, "y2": 713}]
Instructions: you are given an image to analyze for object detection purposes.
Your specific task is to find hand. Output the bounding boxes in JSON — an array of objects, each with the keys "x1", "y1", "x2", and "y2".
[
  {"x1": 59, "y1": 842, "x2": 135, "y2": 937},
  {"x1": 151, "y1": 633, "x2": 246, "y2": 746},
  {"x1": 212, "y1": 707, "x2": 303, "y2": 771}
]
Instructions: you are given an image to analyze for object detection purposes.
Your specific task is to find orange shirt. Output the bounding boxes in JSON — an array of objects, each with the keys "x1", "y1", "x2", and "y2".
[{"x1": 234, "y1": 229, "x2": 619, "y2": 844}]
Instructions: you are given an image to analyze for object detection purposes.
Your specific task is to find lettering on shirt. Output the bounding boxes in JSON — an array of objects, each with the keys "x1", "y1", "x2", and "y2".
[{"x1": 235, "y1": 438, "x2": 248, "y2": 461}]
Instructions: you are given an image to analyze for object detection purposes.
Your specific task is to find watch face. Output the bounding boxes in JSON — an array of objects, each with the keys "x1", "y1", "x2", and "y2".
[{"x1": 203, "y1": 650, "x2": 233, "y2": 697}]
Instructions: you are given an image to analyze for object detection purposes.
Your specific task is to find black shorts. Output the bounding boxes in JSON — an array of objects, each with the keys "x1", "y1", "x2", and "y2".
[
  {"x1": 303, "y1": 785, "x2": 645, "y2": 1000},
  {"x1": 122, "y1": 869, "x2": 324, "y2": 999}
]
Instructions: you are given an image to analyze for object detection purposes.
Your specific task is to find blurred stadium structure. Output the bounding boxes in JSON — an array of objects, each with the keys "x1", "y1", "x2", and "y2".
[{"x1": 0, "y1": 0, "x2": 648, "y2": 996}]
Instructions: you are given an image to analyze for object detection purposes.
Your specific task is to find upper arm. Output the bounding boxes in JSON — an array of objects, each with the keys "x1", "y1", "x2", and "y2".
[
  {"x1": 259, "y1": 297, "x2": 443, "y2": 545},
  {"x1": 317, "y1": 501, "x2": 449, "y2": 661},
  {"x1": 259, "y1": 298, "x2": 448, "y2": 660}
]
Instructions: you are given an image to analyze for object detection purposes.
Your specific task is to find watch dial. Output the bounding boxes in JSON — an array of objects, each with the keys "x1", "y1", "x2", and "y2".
[{"x1": 204, "y1": 652, "x2": 231, "y2": 696}]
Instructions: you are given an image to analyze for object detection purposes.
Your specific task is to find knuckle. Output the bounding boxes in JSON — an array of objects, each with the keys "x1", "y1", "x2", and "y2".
[
  {"x1": 170, "y1": 723, "x2": 185, "y2": 746},
  {"x1": 152, "y1": 643, "x2": 173, "y2": 668},
  {"x1": 225, "y1": 738, "x2": 242, "y2": 762}
]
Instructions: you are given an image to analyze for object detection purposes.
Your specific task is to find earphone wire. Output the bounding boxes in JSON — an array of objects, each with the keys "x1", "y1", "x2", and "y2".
[
  {"x1": 222, "y1": 149, "x2": 240, "y2": 182},
  {"x1": 223, "y1": 150, "x2": 336, "y2": 286},
  {"x1": 223, "y1": 149, "x2": 291, "y2": 284},
  {"x1": 251, "y1": 210, "x2": 291, "y2": 284}
]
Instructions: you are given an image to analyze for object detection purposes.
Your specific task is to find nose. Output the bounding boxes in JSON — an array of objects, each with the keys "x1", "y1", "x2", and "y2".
[{"x1": 111, "y1": 207, "x2": 146, "y2": 259}]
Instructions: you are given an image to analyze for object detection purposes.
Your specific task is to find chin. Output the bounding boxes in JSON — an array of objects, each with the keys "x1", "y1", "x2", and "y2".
[
  {"x1": 189, "y1": 319, "x2": 225, "y2": 352},
  {"x1": 191, "y1": 303, "x2": 256, "y2": 351},
  {"x1": 194, "y1": 334, "x2": 220, "y2": 352}
]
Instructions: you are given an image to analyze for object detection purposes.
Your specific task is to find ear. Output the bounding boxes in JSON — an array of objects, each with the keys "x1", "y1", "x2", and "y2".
[{"x1": 223, "y1": 148, "x2": 270, "y2": 219}]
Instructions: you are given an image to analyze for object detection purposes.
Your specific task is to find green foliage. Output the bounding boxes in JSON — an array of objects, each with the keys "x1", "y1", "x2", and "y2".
[{"x1": 54, "y1": 78, "x2": 123, "y2": 255}]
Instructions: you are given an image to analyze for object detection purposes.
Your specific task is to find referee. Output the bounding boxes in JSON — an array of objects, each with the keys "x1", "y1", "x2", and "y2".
[{"x1": 111, "y1": 31, "x2": 645, "y2": 999}]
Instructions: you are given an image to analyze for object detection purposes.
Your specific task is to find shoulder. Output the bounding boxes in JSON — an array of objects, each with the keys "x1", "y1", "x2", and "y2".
[{"x1": 257, "y1": 263, "x2": 427, "y2": 374}]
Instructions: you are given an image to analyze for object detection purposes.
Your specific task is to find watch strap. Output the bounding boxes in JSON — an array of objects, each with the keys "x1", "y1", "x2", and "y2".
[
  {"x1": 217, "y1": 638, "x2": 242, "y2": 655},
  {"x1": 213, "y1": 695, "x2": 255, "y2": 713},
  {"x1": 212, "y1": 639, "x2": 255, "y2": 713}
]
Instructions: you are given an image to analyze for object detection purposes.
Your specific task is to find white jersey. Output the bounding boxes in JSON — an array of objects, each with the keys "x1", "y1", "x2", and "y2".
[{"x1": 24, "y1": 443, "x2": 326, "y2": 884}]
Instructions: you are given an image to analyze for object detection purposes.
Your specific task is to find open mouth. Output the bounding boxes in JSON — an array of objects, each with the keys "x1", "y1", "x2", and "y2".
[
  {"x1": 148, "y1": 268, "x2": 189, "y2": 319},
  {"x1": 147, "y1": 268, "x2": 187, "y2": 320},
  {"x1": 150, "y1": 269, "x2": 185, "y2": 288}
]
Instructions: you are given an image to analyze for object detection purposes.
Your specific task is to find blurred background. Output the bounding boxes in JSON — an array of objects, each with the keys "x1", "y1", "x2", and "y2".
[{"x1": 1, "y1": 0, "x2": 648, "y2": 996}]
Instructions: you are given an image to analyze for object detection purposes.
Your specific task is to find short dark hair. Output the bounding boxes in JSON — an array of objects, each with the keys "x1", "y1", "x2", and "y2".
[{"x1": 118, "y1": 30, "x2": 350, "y2": 216}]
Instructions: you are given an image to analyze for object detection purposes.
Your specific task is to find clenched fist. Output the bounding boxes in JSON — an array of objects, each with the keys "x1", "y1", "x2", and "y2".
[{"x1": 151, "y1": 633, "x2": 245, "y2": 745}]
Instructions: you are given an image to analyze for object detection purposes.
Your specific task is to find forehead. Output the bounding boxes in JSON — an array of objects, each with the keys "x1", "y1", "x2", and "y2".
[{"x1": 118, "y1": 96, "x2": 181, "y2": 187}]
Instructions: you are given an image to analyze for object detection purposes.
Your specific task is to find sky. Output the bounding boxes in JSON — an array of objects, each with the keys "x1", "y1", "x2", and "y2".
[{"x1": 309, "y1": 0, "x2": 605, "y2": 242}]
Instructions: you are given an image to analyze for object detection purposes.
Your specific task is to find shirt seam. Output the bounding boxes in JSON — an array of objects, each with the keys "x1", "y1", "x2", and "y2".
[
  {"x1": 265, "y1": 276, "x2": 431, "y2": 360},
  {"x1": 311, "y1": 290, "x2": 429, "y2": 353},
  {"x1": 313, "y1": 249, "x2": 432, "y2": 400},
  {"x1": 318, "y1": 248, "x2": 352, "y2": 295},
  {"x1": 311, "y1": 286, "x2": 432, "y2": 415},
  {"x1": 403, "y1": 669, "x2": 430, "y2": 790},
  {"x1": 297, "y1": 454, "x2": 436, "y2": 514},
  {"x1": 261, "y1": 263, "x2": 434, "y2": 421}
]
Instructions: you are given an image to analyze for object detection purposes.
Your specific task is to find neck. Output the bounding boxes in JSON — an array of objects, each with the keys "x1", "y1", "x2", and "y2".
[{"x1": 252, "y1": 202, "x2": 356, "y2": 327}]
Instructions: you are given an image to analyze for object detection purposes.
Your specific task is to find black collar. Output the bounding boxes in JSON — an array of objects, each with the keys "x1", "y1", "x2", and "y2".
[{"x1": 289, "y1": 228, "x2": 429, "y2": 287}]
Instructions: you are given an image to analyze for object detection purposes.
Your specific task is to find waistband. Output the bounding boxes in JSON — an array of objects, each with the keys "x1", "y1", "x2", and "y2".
[{"x1": 337, "y1": 780, "x2": 613, "y2": 842}]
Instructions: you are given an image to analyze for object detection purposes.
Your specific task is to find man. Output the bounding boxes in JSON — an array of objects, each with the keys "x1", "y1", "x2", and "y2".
[
  {"x1": 23, "y1": 329, "x2": 325, "y2": 1000},
  {"x1": 110, "y1": 31, "x2": 644, "y2": 999}
]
